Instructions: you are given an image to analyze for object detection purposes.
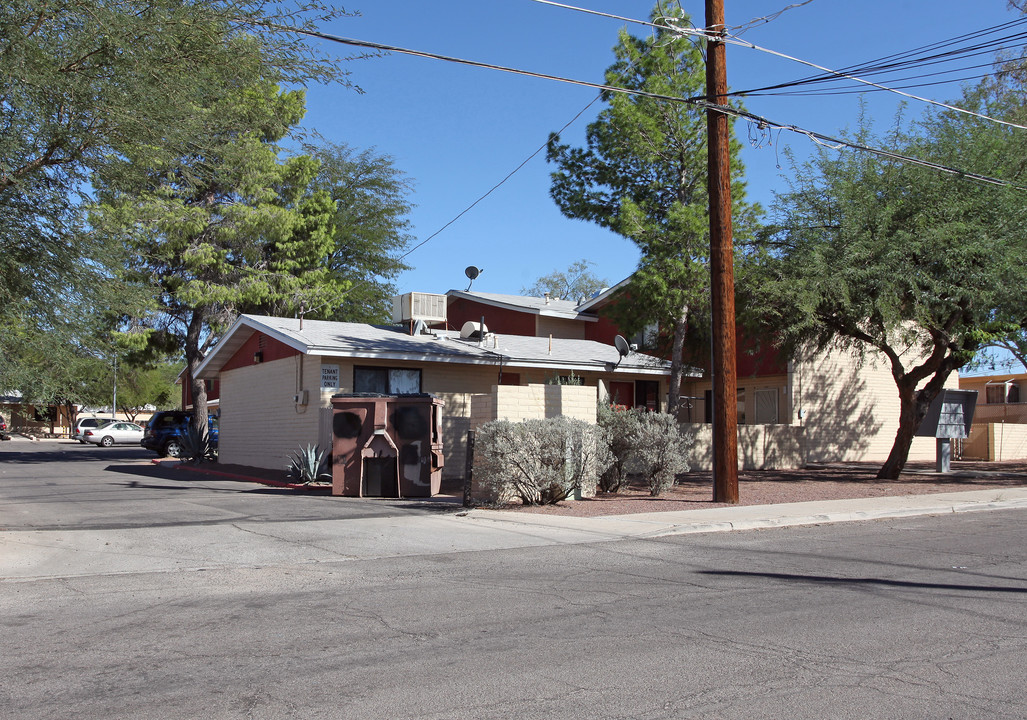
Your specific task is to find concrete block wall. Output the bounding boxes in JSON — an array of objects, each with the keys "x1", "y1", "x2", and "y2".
[
  {"x1": 683, "y1": 423, "x2": 805, "y2": 471},
  {"x1": 794, "y1": 343, "x2": 958, "y2": 464},
  {"x1": 219, "y1": 354, "x2": 322, "y2": 471},
  {"x1": 470, "y1": 384, "x2": 598, "y2": 430},
  {"x1": 963, "y1": 423, "x2": 1027, "y2": 461}
]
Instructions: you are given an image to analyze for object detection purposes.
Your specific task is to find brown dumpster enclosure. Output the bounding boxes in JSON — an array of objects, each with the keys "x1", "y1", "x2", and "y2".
[{"x1": 331, "y1": 393, "x2": 445, "y2": 497}]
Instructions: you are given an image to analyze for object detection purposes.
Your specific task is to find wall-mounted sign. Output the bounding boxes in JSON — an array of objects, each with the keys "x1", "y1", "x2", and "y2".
[{"x1": 321, "y1": 364, "x2": 340, "y2": 390}]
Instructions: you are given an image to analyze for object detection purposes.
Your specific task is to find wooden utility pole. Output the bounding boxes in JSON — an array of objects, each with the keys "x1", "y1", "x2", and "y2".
[{"x1": 705, "y1": 0, "x2": 739, "y2": 503}]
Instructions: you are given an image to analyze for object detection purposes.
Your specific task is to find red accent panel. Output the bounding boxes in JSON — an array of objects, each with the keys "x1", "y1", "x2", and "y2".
[
  {"x1": 446, "y1": 298, "x2": 536, "y2": 336},
  {"x1": 182, "y1": 377, "x2": 220, "y2": 410},
  {"x1": 736, "y1": 334, "x2": 788, "y2": 377},
  {"x1": 222, "y1": 331, "x2": 301, "y2": 372}
]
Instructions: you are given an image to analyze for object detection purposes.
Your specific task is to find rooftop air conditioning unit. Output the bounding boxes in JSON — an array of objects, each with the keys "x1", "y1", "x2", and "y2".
[{"x1": 391, "y1": 292, "x2": 448, "y2": 325}]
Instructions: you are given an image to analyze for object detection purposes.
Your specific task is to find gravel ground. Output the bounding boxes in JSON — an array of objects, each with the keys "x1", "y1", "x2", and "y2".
[
  {"x1": 502, "y1": 460, "x2": 1027, "y2": 517},
  {"x1": 197, "y1": 459, "x2": 1027, "y2": 519}
]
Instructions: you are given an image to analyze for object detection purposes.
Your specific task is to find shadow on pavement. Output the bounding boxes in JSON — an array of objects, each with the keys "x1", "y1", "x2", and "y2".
[{"x1": 699, "y1": 569, "x2": 1027, "y2": 594}]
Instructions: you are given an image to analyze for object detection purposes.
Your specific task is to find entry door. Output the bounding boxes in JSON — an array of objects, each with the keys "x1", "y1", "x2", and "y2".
[{"x1": 609, "y1": 381, "x2": 634, "y2": 408}]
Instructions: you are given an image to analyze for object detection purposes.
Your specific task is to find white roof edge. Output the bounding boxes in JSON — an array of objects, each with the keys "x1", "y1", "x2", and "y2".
[
  {"x1": 575, "y1": 276, "x2": 632, "y2": 312},
  {"x1": 194, "y1": 315, "x2": 311, "y2": 378},
  {"x1": 447, "y1": 289, "x2": 594, "y2": 320}
]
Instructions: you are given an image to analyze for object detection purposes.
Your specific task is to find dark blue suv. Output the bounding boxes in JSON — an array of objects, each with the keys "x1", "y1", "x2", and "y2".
[{"x1": 141, "y1": 411, "x2": 219, "y2": 458}]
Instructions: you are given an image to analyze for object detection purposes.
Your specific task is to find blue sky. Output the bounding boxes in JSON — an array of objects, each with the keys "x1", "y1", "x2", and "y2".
[{"x1": 296, "y1": 1, "x2": 1022, "y2": 299}]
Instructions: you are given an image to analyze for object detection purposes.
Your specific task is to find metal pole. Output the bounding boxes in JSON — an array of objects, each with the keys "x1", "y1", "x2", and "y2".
[
  {"x1": 463, "y1": 429, "x2": 476, "y2": 507},
  {"x1": 706, "y1": 0, "x2": 739, "y2": 503}
]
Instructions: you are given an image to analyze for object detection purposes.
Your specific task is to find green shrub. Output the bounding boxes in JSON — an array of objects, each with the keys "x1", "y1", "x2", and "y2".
[
  {"x1": 632, "y1": 412, "x2": 691, "y2": 496},
  {"x1": 596, "y1": 403, "x2": 692, "y2": 496},
  {"x1": 286, "y1": 444, "x2": 332, "y2": 485},
  {"x1": 596, "y1": 402, "x2": 642, "y2": 492},
  {"x1": 475, "y1": 416, "x2": 601, "y2": 505}
]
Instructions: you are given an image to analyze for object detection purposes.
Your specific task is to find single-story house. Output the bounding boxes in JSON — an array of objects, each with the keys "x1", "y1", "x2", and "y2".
[{"x1": 194, "y1": 314, "x2": 676, "y2": 478}]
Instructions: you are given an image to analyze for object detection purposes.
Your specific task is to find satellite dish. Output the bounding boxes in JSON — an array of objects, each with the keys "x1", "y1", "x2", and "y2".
[
  {"x1": 464, "y1": 266, "x2": 483, "y2": 291},
  {"x1": 613, "y1": 335, "x2": 631, "y2": 367},
  {"x1": 614, "y1": 335, "x2": 631, "y2": 357}
]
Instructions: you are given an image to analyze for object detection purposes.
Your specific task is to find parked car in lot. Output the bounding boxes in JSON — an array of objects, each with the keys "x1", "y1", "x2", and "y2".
[
  {"x1": 73, "y1": 417, "x2": 105, "y2": 443},
  {"x1": 141, "y1": 411, "x2": 218, "y2": 458},
  {"x1": 82, "y1": 421, "x2": 145, "y2": 447}
]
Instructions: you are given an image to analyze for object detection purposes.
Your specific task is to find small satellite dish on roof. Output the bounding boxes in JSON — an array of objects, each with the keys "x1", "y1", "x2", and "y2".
[
  {"x1": 613, "y1": 334, "x2": 631, "y2": 367},
  {"x1": 464, "y1": 266, "x2": 483, "y2": 291}
]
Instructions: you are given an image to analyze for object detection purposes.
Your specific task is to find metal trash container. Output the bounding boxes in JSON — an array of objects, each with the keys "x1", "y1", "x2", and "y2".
[{"x1": 330, "y1": 393, "x2": 445, "y2": 497}]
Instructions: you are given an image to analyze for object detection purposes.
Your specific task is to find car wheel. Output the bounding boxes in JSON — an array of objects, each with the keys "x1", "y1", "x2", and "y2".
[
  {"x1": 165, "y1": 440, "x2": 183, "y2": 458},
  {"x1": 100, "y1": 436, "x2": 114, "y2": 447}
]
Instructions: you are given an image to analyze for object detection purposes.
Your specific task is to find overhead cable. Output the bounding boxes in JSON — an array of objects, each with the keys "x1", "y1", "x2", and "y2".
[
  {"x1": 289, "y1": 26, "x2": 1026, "y2": 190},
  {"x1": 526, "y1": 0, "x2": 1027, "y2": 130}
]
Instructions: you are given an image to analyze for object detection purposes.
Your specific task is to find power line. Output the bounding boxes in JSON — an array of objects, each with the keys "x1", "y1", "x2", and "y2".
[
  {"x1": 527, "y1": 0, "x2": 1027, "y2": 130},
  {"x1": 729, "y1": 0, "x2": 818, "y2": 35},
  {"x1": 291, "y1": 26, "x2": 1027, "y2": 190}
]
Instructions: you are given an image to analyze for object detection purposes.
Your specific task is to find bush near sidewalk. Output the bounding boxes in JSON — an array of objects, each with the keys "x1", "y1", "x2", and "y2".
[
  {"x1": 598, "y1": 404, "x2": 692, "y2": 497},
  {"x1": 475, "y1": 417, "x2": 602, "y2": 505}
]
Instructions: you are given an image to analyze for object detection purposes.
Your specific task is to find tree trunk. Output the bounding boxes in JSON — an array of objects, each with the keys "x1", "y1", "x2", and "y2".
[
  {"x1": 876, "y1": 369, "x2": 953, "y2": 479},
  {"x1": 666, "y1": 304, "x2": 689, "y2": 417},
  {"x1": 185, "y1": 310, "x2": 208, "y2": 435}
]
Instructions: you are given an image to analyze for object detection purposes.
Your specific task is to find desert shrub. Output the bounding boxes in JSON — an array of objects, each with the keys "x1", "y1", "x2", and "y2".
[
  {"x1": 596, "y1": 402, "x2": 642, "y2": 492},
  {"x1": 180, "y1": 425, "x2": 217, "y2": 464},
  {"x1": 286, "y1": 444, "x2": 332, "y2": 485},
  {"x1": 475, "y1": 416, "x2": 601, "y2": 505},
  {"x1": 632, "y1": 412, "x2": 692, "y2": 496}
]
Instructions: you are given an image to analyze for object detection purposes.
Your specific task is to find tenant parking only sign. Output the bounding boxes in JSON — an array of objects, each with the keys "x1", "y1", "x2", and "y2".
[{"x1": 321, "y1": 364, "x2": 340, "y2": 390}]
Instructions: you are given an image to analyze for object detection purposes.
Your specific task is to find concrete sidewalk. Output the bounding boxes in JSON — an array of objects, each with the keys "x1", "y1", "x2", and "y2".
[{"x1": 460, "y1": 486, "x2": 1027, "y2": 538}]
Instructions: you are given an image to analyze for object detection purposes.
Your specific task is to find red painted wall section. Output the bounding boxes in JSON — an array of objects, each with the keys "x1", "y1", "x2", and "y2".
[
  {"x1": 446, "y1": 298, "x2": 536, "y2": 337},
  {"x1": 736, "y1": 335, "x2": 788, "y2": 377},
  {"x1": 587, "y1": 292, "x2": 787, "y2": 378},
  {"x1": 181, "y1": 377, "x2": 220, "y2": 410},
  {"x1": 222, "y1": 331, "x2": 301, "y2": 373},
  {"x1": 582, "y1": 293, "x2": 632, "y2": 345}
]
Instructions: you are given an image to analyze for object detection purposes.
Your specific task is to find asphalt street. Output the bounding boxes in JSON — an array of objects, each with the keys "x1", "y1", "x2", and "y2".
[{"x1": 2, "y1": 438, "x2": 1027, "y2": 719}]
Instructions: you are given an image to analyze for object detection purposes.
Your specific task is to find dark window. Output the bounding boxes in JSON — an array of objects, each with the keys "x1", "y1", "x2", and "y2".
[
  {"x1": 636, "y1": 380, "x2": 660, "y2": 412},
  {"x1": 1010, "y1": 384, "x2": 1021, "y2": 404},
  {"x1": 986, "y1": 385, "x2": 1006, "y2": 404},
  {"x1": 354, "y1": 366, "x2": 422, "y2": 394}
]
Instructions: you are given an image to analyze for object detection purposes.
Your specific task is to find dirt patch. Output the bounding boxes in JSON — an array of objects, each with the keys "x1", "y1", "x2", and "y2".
[{"x1": 500, "y1": 461, "x2": 1027, "y2": 517}]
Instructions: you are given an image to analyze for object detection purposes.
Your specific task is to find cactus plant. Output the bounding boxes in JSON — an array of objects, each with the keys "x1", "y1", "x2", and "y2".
[{"x1": 286, "y1": 444, "x2": 332, "y2": 485}]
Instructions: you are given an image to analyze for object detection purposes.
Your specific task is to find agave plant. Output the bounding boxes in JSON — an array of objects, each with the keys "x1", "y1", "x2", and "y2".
[
  {"x1": 180, "y1": 425, "x2": 217, "y2": 464},
  {"x1": 286, "y1": 444, "x2": 332, "y2": 485}
]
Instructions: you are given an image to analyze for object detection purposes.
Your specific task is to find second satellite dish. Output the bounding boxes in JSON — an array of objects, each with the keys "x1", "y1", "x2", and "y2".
[{"x1": 465, "y1": 266, "x2": 483, "y2": 291}]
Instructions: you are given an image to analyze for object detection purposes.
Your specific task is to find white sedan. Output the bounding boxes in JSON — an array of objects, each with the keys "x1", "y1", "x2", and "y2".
[{"x1": 82, "y1": 422, "x2": 144, "y2": 447}]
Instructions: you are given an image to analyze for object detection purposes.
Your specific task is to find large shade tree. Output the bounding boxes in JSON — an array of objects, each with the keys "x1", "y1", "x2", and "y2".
[
  {"x1": 92, "y1": 83, "x2": 351, "y2": 431},
  {"x1": 0, "y1": 0, "x2": 352, "y2": 402},
  {"x1": 546, "y1": 3, "x2": 757, "y2": 414},
  {"x1": 744, "y1": 92, "x2": 1027, "y2": 478}
]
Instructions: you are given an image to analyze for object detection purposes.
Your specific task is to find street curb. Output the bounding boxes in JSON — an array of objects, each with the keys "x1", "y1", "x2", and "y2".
[{"x1": 460, "y1": 490, "x2": 1027, "y2": 540}]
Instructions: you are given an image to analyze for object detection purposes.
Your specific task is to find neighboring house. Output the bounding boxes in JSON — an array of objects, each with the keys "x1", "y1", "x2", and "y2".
[
  {"x1": 958, "y1": 373, "x2": 1027, "y2": 461},
  {"x1": 0, "y1": 392, "x2": 76, "y2": 437},
  {"x1": 194, "y1": 313, "x2": 674, "y2": 477},
  {"x1": 959, "y1": 373, "x2": 1027, "y2": 424}
]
